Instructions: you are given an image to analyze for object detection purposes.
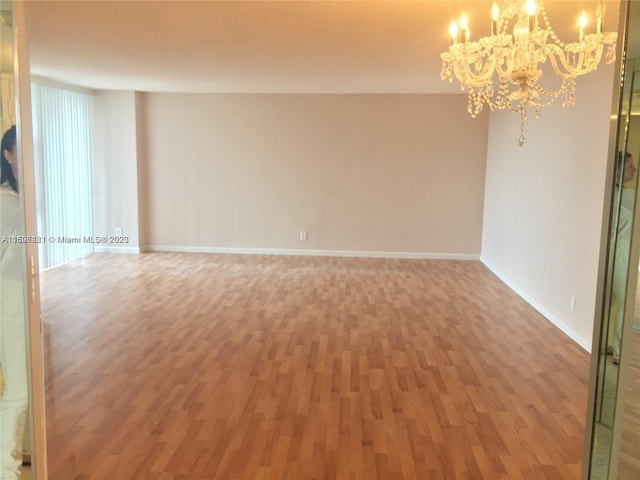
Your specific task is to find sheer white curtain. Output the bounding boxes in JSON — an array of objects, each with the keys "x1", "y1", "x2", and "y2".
[{"x1": 31, "y1": 83, "x2": 93, "y2": 269}]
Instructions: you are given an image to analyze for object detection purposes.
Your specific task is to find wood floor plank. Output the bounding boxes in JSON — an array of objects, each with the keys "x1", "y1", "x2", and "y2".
[
  {"x1": 41, "y1": 253, "x2": 591, "y2": 479},
  {"x1": 618, "y1": 290, "x2": 640, "y2": 479}
]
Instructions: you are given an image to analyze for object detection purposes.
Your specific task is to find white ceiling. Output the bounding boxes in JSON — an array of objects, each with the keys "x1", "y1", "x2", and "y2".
[{"x1": 24, "y1": 0, "x2": 620, "y2": 94}]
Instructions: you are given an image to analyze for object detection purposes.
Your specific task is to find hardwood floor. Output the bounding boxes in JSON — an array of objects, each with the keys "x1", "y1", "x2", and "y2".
[
  {"x1": 618, "y1": 299, "x2": 640, "y2": 478},
  {"x1": 41, "y1": 253, "x2": 591, "y2": 480}
]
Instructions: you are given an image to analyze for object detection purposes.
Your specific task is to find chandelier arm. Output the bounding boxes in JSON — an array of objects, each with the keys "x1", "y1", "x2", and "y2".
[
  {"x1": 542, "y1": 43, "x2": 606, "y2": 78},
  {"x1": 544, "y1": 52, "x2": 579, "y2": 80},
  {"x1": 448, "y1": 53, "x2": 499, "y2": 86},
  {"x1": 494, "y1": 60, "x2": 513, "y2": 79}
]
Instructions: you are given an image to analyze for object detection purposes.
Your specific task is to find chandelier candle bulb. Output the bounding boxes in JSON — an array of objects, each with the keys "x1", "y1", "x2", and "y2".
[
  {"x1": 449, "y1": 20, "x2": 458, "y2": 45},
  {"x1": 491, "y1": 2, "x2": 500, "y2": 35},
  {"x1": 579, "y1": 11, "x2": 588, "y2": 42},
  {"x1": 597, "y1": 15, "x2": 603, "y2": 35},
  {"x1": 597, "y1": 2, "x2": 605, "y2": 34},
  {"x1": 459, "y1": 15, "x2": 469, "y2": 43},
  {"x1": 526, "y1": 0, "x2": 536, "y2": 31}
]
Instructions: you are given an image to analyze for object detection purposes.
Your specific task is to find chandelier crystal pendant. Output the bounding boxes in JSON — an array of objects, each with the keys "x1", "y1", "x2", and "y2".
[{"x1": 440, "y1": 0, "x2": 617, "y2": 146}]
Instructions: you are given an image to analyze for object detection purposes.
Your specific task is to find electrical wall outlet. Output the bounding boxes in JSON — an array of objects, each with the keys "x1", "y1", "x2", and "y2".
[
  {"x1": 570, "y1": 296, "x2": 576, "y2": 312},
  {"x1": 299, "y1": 231, "x2": 307, "y2": 241},
  {"x1": 115, "y1": 227, "x2": 122, "y2": 236}
]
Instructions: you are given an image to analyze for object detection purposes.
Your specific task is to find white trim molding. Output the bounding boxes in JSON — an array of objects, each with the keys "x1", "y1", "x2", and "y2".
[
  {"x1": 142, "y1": 245, "x2": 480, "y2": 260},
  {"x1": 480, "y1": 256, "x2": 591, "y2": 352},
  {"x1": 94, "y1": 246, "x2": 141, "y2": 254}
]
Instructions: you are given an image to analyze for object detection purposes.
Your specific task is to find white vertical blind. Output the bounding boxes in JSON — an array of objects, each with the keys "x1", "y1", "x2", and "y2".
[{"x1": 31, "y1": 83, "x2": 93, "y2": 269}]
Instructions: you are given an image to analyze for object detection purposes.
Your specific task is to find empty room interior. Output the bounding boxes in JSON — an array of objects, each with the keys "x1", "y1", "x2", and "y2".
[{"x1": 2, "y1": 0, "x2": 640, "y2": 479}]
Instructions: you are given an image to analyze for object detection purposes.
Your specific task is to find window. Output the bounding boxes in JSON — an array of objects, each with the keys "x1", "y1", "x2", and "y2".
[{"x1": 31, "y1": 83, "x2": 93, "y2": 269}]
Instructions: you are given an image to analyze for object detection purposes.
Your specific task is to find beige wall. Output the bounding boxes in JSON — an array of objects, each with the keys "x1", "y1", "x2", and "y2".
[
  {"x1": 137, "y1": 93, "x2": 488, "y2": 255},
  {"x1": 481, "y1": 64, "x2": 617, "y2": 349},
  {"x1": 91, "y1": 90, "x2": 140, "y2": 251}
]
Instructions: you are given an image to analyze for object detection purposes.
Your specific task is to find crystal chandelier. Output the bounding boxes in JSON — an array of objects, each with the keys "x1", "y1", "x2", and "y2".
[{"x1": 440, "y1": 0, "x2": 617, "y2": 146}]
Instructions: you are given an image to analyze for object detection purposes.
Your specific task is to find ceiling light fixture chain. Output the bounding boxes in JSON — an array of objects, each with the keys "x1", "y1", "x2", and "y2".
[
  {"x1": 538, "y1": 2, "x2": 565, "y2": 48},
  {"x1": 441, "y1": 0, "x2": 617, "y2": 146}
]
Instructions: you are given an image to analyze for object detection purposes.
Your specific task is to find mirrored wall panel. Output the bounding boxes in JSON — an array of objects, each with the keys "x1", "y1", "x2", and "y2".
[
  {"x1": 0, "y1": 1, "x2": 35, "y2": 479},
  {"x1": 588, "y1": 3, "x2": 640, "y2": 478}
]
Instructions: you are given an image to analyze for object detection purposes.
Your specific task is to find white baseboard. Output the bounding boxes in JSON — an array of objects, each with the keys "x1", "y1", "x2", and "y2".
[
  {"x1": 480, "y1": 256, "x2": 591, "y2": 353},
  {"x1": 94, "y1": 246, "x2": 140, "y2": 254},
  {"x1": 142, "y1": 245, "x2": 480, "y2": 261}
]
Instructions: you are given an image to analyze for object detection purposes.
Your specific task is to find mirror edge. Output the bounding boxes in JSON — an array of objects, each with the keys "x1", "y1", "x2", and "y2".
[
  {"x1": 582, "y1": 0, "x2": 631, "y2": 478},
  {"x1": 12, "y1": 1, "x2": 48, "y2": 478}
]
